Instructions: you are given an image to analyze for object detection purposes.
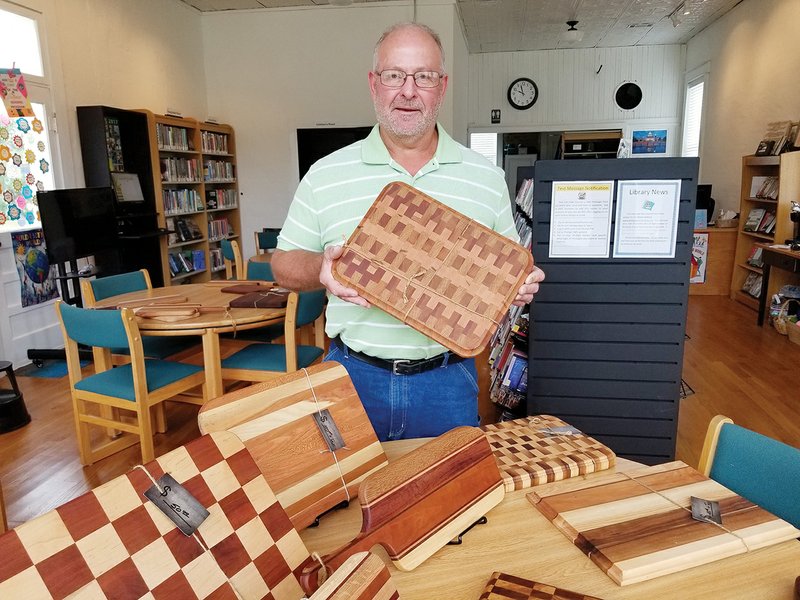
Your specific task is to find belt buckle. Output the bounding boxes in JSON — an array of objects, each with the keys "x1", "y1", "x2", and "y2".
[{"x1": 392, "y1": 359, "x2": 411, "y2": 375}]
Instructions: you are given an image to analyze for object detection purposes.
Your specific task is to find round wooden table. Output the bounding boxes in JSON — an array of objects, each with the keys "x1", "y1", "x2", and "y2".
[{"x1": 95, "y1": 283, "x2": 286, "y2": 399}]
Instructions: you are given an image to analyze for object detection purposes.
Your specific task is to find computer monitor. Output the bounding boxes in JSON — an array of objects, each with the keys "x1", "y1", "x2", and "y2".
[
  {"x1": 38, "y1": 187, "x2": 120, "y2": 264},
  {"x1": 696, "y1": 184, "x2": 714, "y2": 222}
]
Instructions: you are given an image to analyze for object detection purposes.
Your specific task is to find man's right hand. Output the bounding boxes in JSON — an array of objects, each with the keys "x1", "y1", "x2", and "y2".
[{"x1": 320, "y1": 245, "x2": 371, "y2": 308}]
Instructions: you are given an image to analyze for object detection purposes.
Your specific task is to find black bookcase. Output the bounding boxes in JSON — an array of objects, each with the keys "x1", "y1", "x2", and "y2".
[
  {"x1": 524, "y1": 158, "x2": 699, "y2": 464},
  {"x1": 76, "y1": 106, "x2": 165, "y2": 287}
]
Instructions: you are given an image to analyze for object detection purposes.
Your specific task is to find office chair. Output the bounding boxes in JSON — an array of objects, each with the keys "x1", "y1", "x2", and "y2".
[
  {"x1": 254, "y1": 228, "x2": 280, "y2": 254},
  {"x1": 80, "y1": 270, "x2": 200, "y2": 361},
  {"x1": 221, "y1": 289, "x2": 326, "y2": 382},
  {"x1": 220, "y1": 238, "x2": 243, "y2": 280},
  {"x1": 55, "y1": 301, "x2": 206, "y2": 465},
  {"x1": 698, "y1": 414, "x2": 800, "y2": 528}
]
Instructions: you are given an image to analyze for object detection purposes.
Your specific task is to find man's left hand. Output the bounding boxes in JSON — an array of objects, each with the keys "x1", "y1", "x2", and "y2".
[{"x1": 512, "y1": 266, "x2": 545, "y2": 307}]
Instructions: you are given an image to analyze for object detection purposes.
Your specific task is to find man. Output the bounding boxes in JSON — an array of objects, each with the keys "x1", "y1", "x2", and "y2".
[{"x1": 272, "y1": 22, "x2": 544, "y2": 441}]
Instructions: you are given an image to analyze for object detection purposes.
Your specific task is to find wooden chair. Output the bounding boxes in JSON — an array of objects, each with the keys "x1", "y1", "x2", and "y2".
[
  {"x1": 0, "y1": 480, "x2": 6, "y2": 534},
  {"x1": 55, "y1": 300, "x2": 206, "y2": 465},
  {"x1": 698, "y1": 414, "x2": 800, "y2": 528},
  {"x1": 80, "y1": 269, "x2": 200, "y2": 361},
  {"x1": 254, "y1": 228, "x2": 280, "y2": 254},
  {"x1": 221, "y1": 289, "x2": 326, "y2": 382},
  {"x1": 220, "y1": 238, "x2": 243, "y2": 280}
]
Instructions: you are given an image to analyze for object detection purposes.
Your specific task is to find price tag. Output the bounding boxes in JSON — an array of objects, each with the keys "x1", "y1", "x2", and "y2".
[
  {"x1": 144, "y1": 473, "x2": 210, "y2": 536},
  {"x1": 690, "y1": 496, "x2": 722, "y2": 525},
  {"x1": 312, "y1": 408, "x2": 345, "y2": 452},
  {"x1": 539, "y1": 425, "x2": 582, "y2": 436}
]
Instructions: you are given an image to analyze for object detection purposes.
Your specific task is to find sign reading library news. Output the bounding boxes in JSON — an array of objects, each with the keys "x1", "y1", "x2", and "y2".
[
  {"x1": 548, "y1": 181, "x2": 614, "y2": 258},
  {"x1": 613, "y1": 180, "x2": 681, "y2": 258}
]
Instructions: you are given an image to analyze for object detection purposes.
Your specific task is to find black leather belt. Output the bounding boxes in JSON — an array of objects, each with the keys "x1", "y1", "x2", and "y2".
[{"x1": 332, "y1": 337, "x2": 464, "y2": 376}]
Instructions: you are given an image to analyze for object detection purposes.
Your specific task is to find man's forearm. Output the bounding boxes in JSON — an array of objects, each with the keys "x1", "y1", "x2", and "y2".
[{"x1": 271, "y1": 249, "x2": 324, "y2": 290}]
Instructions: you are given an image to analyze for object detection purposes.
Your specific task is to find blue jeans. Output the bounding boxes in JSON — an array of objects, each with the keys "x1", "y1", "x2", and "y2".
[{"x1": 325, "y1": 343, "x2": 480, "y2": 441}]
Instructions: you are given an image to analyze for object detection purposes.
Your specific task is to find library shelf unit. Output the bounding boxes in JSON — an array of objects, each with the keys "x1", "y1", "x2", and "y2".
[
  {"x1": 142, "y1": 112, "x2": 241, "y2": 285},
  {"x1": 730, "y1": 153, "x2": 797, "y2": 311},
  {"x1": 559, "y1": 130, "x2": 622, "y2": 159}
]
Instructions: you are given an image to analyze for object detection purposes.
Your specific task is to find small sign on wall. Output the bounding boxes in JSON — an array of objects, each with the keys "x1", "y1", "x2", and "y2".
[{"x1": 491, "y1": 109, "x2": 501, "y2": 124}]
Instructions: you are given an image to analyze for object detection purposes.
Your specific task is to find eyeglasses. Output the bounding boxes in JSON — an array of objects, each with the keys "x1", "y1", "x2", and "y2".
[{"x1": 376, "y1": 70, "x2": 443, "y2": 88}]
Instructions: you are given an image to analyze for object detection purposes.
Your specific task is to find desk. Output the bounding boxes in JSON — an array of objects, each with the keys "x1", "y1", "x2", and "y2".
[
  {"x1": 300, "y1": 439, "x2": 800, "y2": 599},
  {"x1": 94, "y1": 283, "x2": 285, "y2": 398},
  {"x1": 689, "y1": 226, "x2": 736, "y2": 296},
  {"x1": 757, "y1": 244, "x2": 800, "y2": 325}
]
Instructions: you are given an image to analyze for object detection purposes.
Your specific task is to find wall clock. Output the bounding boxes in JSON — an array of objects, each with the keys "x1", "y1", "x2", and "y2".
[{"x1": 507, "y1": 77, "x2": 538, "y2": 110}]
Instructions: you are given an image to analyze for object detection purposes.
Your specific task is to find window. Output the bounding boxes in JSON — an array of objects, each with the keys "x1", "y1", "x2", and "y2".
[
  {"x1": 681, "y1": 76, "x2": 705, "y2": 157},
  {"x1": 0, "y1": 2, "x2": 57, "y2": 233},
  {"x1": 0, "y1": 6, "x2": 44, "y2": 77},
  {"x1": 469, "y1": 132, "x2": 499, "y2": 166}
]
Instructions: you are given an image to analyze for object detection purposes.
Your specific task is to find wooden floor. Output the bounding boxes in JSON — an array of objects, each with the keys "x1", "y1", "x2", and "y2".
[{"x1": 1, "y1": 295, "x2": 799, "y2": 530}]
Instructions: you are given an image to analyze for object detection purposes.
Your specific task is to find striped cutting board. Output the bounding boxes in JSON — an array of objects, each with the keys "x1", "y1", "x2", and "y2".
[
  {"x1": 481, "y1": 415, "x2": 615, "y2": 492},
  {"x1": 528, "y1": 461, "x2": 800, "y2": 586},
  {"x1": 198, "y1": 362, "x2": 388, "y2": 530}
]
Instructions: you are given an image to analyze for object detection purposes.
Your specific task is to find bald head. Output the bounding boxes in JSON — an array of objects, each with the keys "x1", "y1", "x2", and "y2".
[{"x1": 373, "y1": 22, "x2": 445, "y2": 73}]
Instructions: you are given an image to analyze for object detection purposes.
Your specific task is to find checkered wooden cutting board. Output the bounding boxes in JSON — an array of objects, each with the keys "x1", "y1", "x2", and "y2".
[
  {"x1": 0, "y1": 431, "x2": 308, "y2": 600},
  {"x1": 481, "y1": 415, "x2": 616, "y2": 492},
  {"x1": 479, "y1": 572, "x2": 604, "y2": 600},
  {"x1": 332, "y1": 181, "x2": 533, "y2": 357},
  {"x1": 309, "y1": 552, "x2": 398, "y2": 600}
]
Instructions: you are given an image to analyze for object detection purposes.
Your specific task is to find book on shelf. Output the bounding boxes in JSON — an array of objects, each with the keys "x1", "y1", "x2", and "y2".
[
  {"x1": 104, "y1": 116, "x2": 124, "y2": 172},
  {"x1": 747, "y1": 246, "x2": 764, "y2": 268},
  {"x1": 192, "y1": 250, "x2": 206, "y2": 271},
  {"x1": 755, "y1": 120, "x2": 793, "y2": 156},
  {"x1": 750, "y1": 176, "x2": 779, "y2": 200},
  {"x1": 759, "y1": 210, "x2": 776, "y2": 234},
  {"x1": 743, "y1": 207, "x2": 766, "y2": 232},
  {"x1": 742, "y1": 272, "x2": 763, "y2": 298}
]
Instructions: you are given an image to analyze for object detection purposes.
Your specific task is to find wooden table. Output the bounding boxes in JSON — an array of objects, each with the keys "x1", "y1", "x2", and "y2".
[
  {"x1": 300, "y1": 439, "x2": 800, "y2": 599},
  {"x1": 756, "y1": 244, "x2": 800, "y2": 325},
  {"x1": 95, "y1": 283, "x2": 285, "y2": 398}
]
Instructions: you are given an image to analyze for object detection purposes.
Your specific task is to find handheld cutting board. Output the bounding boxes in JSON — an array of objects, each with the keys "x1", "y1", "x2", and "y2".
[
  {"x1": 299, "y1": 426, "x2": 505, "y2": 593},
  {"x1": 479, "y1": 572, "x2": 604, "y2": 600},
  {"x1": 332, "y1": 181, "x2": 533, "y2": 357},
  {"x1": 198, "y1": 362, "x2": 388, "y2": 529},
  {"x1": 528, "y1": 460, "x2": 800, "y2": 586}
]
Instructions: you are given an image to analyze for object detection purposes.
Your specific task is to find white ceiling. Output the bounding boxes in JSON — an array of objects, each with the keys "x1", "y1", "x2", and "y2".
[{"x1": 178, "y1": 0, "x2": 743, "y2": 53}]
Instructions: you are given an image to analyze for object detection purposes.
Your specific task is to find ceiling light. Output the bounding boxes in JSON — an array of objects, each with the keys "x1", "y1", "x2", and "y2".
[{"x1": 562, "y1": 20, "x2": 584, "y2": 43}]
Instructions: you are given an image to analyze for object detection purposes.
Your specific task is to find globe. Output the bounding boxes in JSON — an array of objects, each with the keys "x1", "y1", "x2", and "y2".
[{"x1": 24, "y1": 247, "x2": 50, "y2": 284}]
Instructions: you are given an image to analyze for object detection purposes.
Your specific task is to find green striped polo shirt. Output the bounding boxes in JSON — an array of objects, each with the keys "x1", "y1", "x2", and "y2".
[{"x1": 277, "y1": 123, "x2": 519, "y2": 360}]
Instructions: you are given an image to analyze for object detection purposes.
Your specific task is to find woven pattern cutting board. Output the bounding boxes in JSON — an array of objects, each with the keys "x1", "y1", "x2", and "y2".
[
  {"x1": 528, "y1": 461, "x2": 800, "y2": 586},
  {"x1": 0, "y1": 431, "x2": 309, "y2": 599},
  {"x1": 198, "y1": 362, "x2": 388, "y2": 530},
  {"x1": 481, "y1": 415, "x2": 616, "y2": 492},
  {"x1": 332, "y1": 181, "x2": 533, "y2": 357},
  {"x1": 479, "y1": 571, "x2": 604, "y2": 600}
]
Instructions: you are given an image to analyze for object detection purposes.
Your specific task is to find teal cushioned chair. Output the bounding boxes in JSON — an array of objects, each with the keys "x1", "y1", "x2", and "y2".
[
  {"x1": 81, "y1": 269, "x2": 200, "y2": 361},
  {"x1": 220, "y1": 239, "x2": 243, "y2": 280},
  {"x1": 254, "y1": 228, "x2": 280, "y2": 254},
  {"x1": 699, "y1": 415, "x2": 800, "y2": 528},
  {"x1": 221, "y1": 289, "x2": 326, "y2": 381},
  {"x1": 247, "y1": 259, "x2": 274, "y2": 282},
  {"x1": 56, "y1": 301, "x2": 206, "y2": 465}
]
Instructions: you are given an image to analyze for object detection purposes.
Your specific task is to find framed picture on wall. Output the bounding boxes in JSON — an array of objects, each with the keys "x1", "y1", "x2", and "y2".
[{"x1": 632, "y1": 129, "x2": 668, "y2": 154}]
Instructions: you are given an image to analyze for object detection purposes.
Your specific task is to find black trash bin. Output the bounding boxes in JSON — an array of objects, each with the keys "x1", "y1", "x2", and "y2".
[{"x1": 0, "y1": 361, "x2": 31, "y2": 433}]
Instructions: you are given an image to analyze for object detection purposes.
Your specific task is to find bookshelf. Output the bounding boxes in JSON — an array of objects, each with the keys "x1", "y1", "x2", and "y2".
[
  {"x1": 142, "y1": 112, "x2": 241, "y2": 285},
  {"x1": 76, "y1": 106, "x2": 165, "y2": 286},
  {"x1": 486, "y1": 178, "x2": 534, "y2": 421},
  {"x1": 730, "y1": 154, "x2": 797, "y2": 310},
  {"x1": 559, "y1": 130, "x2": 621, "y2": 160}
]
